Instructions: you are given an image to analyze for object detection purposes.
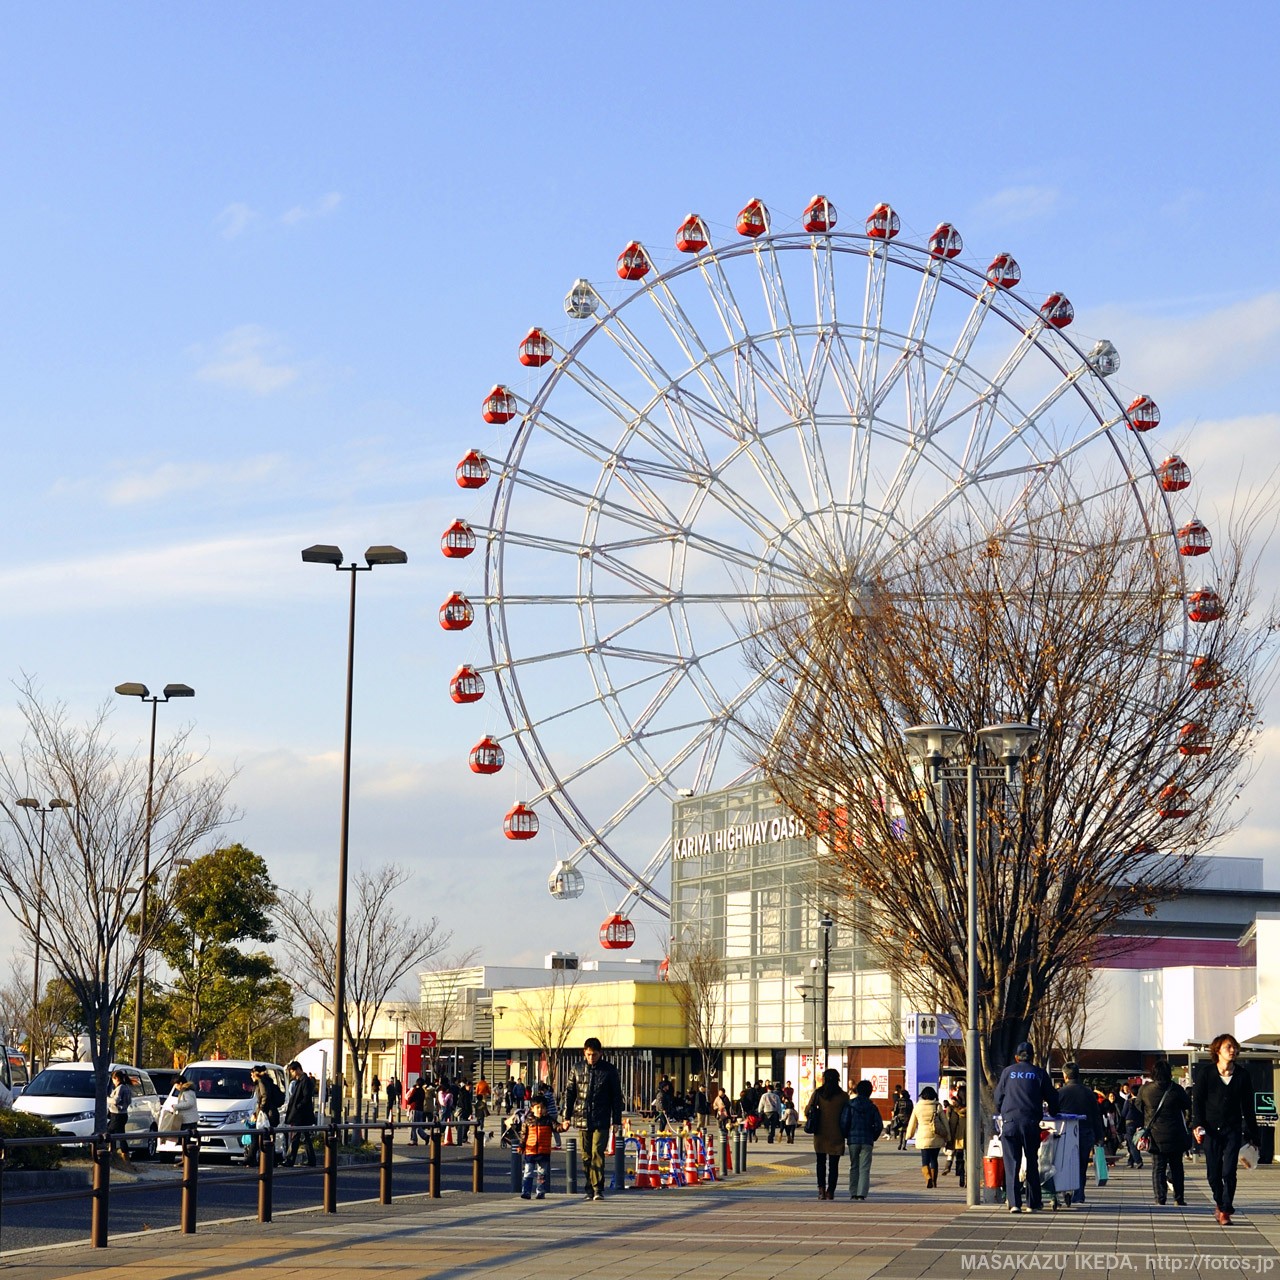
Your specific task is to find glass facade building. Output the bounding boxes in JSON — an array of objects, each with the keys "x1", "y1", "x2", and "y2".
[{"x1": 670, "y1": 779, "x2": 902, "y2": 1092}]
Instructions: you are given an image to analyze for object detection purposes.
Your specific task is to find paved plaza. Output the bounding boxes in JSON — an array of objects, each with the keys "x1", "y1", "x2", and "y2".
[{"x1": 5, "y1": 1144, "x2": 1279, "y2": 1280}]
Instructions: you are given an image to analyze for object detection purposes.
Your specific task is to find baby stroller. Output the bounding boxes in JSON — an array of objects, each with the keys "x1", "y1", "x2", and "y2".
[{"x1": 500, "y1": 1105, "x2": 529, "y2": 1148}]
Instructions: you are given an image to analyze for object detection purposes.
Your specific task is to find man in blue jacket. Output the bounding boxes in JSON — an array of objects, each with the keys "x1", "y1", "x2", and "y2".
[{"x1": 994, "y1": 1041, "x2": 1058, "y2": 1213}]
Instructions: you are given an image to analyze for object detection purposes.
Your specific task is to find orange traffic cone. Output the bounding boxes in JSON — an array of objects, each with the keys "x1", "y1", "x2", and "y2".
[
  {"x1": 443, "y1": 1122, "x2": 454, "y2": 1146},
  {"x1": 634, "y1": 1137, "x2": 654, "y2": 1189},
  {"x1": 606, "y1": 1127, "x2": 616, "y2": 1156},
  {"x1": 684, "y1": 1137, "x2": 700, "y2": 1185},
  {"x1": 705, "y1": 1135, "x2": 718, "y2": 1182}
]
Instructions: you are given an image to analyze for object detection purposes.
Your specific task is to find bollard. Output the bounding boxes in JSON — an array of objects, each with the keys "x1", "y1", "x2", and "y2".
[
  {"x1": 566, "y1": 1134, "x2": 578, "y2": 1195},
  {"x1": 380, "y1": 1127, "x2": 394, "y2": 1205},
  {"x1": 258, "y1": 1136, "x2": 274, "y2": 1222},
  {"x1": 613, "y1": 1134, "x2": 627, "y2": 1193},
  {"x1": 718, "y1": 1130, "x2": 730, "y2": 1179},
  {"x1": 323, "y1": 1126, "x2": 339, "y2": 1213},
  {"x1": 429, "y1": 1127, "x2": 442, "y2": 1198},
  {"x1": 181, "y1": 1133, "x2": 200, "y2": 1232},
  {"x1": 91, "y1": 1137, "x2": 111, "y2": 1248},
  {"x1": 472, "y1": 1125, "x2": 484, "y2": 1193},
  {"x1": 510, "y1": 1140, "x2": 522, "y2": 1192}
]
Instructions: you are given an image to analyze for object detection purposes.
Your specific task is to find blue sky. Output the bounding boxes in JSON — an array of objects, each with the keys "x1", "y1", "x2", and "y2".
[{"x1": 1, "y1": 2, "x2": 1279, "y2": 973}]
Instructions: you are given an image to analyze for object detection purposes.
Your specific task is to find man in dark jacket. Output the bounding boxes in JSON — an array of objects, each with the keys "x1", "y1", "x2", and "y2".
[
  {"x1": 561, "y1": 1037, "x2": 624, "y2": 1201},
  {"x1": 994, "y1": 1041, "x2": 1058, "y2": 1213},
  {"x1": 1056, "y1": 1062, "x2": 1102, "y2": 1205},
  {"x1": 842, "y1": 1078, "x2": 884, "y2": 1200},
  {"x1": 284, "y1": 1061, "x2": 318, "y2": 1167}
]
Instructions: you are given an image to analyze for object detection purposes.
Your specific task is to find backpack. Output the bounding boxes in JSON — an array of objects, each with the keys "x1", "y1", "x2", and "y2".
[{"x1": 264, "y1": 1077, "x2": 286, "y2": 1111}]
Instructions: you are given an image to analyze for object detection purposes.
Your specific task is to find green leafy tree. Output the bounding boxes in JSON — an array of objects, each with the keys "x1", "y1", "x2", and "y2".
[{"x1": 150, "y1": 843, "x2": 277, "y2": 1061}]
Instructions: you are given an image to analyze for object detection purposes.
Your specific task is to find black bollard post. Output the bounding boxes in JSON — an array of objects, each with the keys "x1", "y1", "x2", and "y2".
[
  {"x1": 181, "y1": 1133, "x2": 200, "y2": 1232},
  {"x1": 719, "y1": 1130, "x2": 730, "y2": 1179},
  {"x1": 429, "y1": 1127, "x2": 442, "y2": 1198},
  {"x1": 258, "y1": 1136, "x2": 274, "y2": 1222},
  {"x1": 472, "y1": 1125, "x2": 484, "y2": 1193},
  {"x1": 510, "y1": 1139, "x2": 522, "y2": 1192},
  {"x1": 90, "y1": 1137, "x2": 111, "y2": 1248},
  {"x1": 612, "y1": 1132, "x2": 627, "y2": 1193},
  {"x1": 323, "y1": 1125, "x2": 339, "y2": 1213},
  {"x1": 380, "y1": 1127, "x2": 394, "y2": 1205},
  {"x1": 566, "y1": 1134, "x2": 578, "y2": 1196}
]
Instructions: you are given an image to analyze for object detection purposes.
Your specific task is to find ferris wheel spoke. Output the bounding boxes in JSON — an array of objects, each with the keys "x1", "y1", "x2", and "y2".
[
  {"x1": 867, "y1": 263, "x2": 946, "y2": 424},
  {"x1": 509, "y1": 468, "x2": 686, "y2": 542},
  {"x1": 542, "y1": 367, "x2": 705, "y2": 482},
  {"x1": 957, "y1": 328, "x2": 1044, "y2": 476},
  {"x1": 754, "y1": 241, "x2": 811, "y2": 418},
  {"x1": 648, "y1": 280, "x2": 757, "y2": 441},
  {"x1": 923, "y1": 287, "x2": 997, "y2": 434}
]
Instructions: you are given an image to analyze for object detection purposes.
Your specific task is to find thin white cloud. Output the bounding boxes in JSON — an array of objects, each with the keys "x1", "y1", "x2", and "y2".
[
  {"x1": 974, "y1": 184, "x2": 1060, "y2": 224},
  {"x1": 106, "y1": 454, "x2": 289, "y2": 506},
  {"x1": 280, "y1": 192, "x2": 343, "y2": 226},
  {"x1": 216, "y1": 202, "x2": 258, "y2": 240},
  {"x1": 194, "y1": 325, "x2": 299, "y2": 395},
  {"x1": 1085, "y1": 292, "x2": 1280, "y2": 394}
]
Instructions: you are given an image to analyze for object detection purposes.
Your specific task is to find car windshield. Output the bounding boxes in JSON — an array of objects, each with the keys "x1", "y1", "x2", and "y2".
[
  {"x1": 25, "y1": 1069, "x2": 97, "y2": 1098},
  {"x1": 182, "y1": 1067, "x2": 256, "y2": 1101}
]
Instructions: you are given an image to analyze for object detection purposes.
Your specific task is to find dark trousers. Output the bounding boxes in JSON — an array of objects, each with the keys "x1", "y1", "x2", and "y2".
[
  {"x1": 1151, "y1": 1144, "x2": 1185, "y2": 1203},
  {"x1": 763, "y1": 1114, "x2": 779, "y2": 1143},
  {"x1": 1202, "y1": 1129, "x2": 1242, "y2": 1214},
  {"x1": 583, "y1": 1126, "x2": 609, "y2": 1196},
  {"x1": 954, "y1": 1149, "x2": 966, "y2": 1186},
  {"x1": 1001, "y1": 1122, "x2": 1044, "y2": 1210},
  {"x1": 1125, "y1": 1128, "x2": 1144, "y2": 1166},
  {"x1": 106, "y1": 1113, "x2": 130, "y2": 1157},
  {"x1": 816, "y1": 1151, "x2": 841, "y2": 1195},
  {"x1": 287, "y1": 1125, "x2": 316, "y2": 1166}
]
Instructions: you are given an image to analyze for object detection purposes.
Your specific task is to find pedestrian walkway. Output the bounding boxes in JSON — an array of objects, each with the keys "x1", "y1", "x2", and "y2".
[{"x1": 7, "y1": 1144, "x2": 1278, "y2": 1279}]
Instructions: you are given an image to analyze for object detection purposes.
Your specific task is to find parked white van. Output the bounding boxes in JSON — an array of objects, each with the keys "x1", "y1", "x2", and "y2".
[
  {"x1": 155, "y1": 1059, "x2": 287, "y2": 1161},
  {"x1": 14, "y1": 1063, "x2": 163, "y2": 1153}
]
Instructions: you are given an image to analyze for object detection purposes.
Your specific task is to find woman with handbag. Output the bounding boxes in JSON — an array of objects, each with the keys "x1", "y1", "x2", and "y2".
[
  {"x1": 905, "y1": 1086, "x2": 947, "y2": 1188},
  {"x1": 805, "y1": 1068, "x2": 849, "y2": 1200},
  {"x1": 1138, "y1": 1060, "x2": 1192, "y2": 1206},
  {"x1": 1192, "y1": 1033, "x2": 1258, "y2": 1226}
]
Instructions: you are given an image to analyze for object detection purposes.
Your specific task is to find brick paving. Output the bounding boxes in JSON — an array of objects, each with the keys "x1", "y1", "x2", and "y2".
[{"x1": 5, "y1": 1143, "x2": 1278, "y2": 1279}]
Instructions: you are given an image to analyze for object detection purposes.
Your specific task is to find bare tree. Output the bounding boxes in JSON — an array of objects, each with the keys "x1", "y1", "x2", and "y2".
[
  {"x1": 274, "y1": 863, "x2": 449, "y2": 1110},
  {"x1": 745, "y1": 491, "x2": 1276, "y2": 1099},
  {"x1": 0, "y1": 685, "x2": 233, "y2": 1126},
  {"x1": 667, "y1": 931, "x2": 727, "y2": 1083},
  {"x1": 412, "y1": 948, "x2": 481, "y2": 1079},
  {"x1": 503, "y1": 970, "x2": 589, "y2": 1094}
]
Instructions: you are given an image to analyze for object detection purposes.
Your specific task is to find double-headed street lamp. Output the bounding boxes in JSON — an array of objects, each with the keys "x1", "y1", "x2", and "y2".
[
  {"x1": 115, "y1": 682, "x2": 195, "y2": 1067},
  {"x1": 15, "y1": 796, "x2": 73, "y2": 1073},
  {"x1": 903, "y1": 721, "x2": 1039, "y2": 1210},
  {"x1": 302, "y1": 543, "x2": 408, "y2": 1117}
]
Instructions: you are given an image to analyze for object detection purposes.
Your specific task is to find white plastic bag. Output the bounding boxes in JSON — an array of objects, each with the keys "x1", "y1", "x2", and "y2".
[{"x1": 1238, "y1": 1142, "x2": 1260, "y2": 1170}]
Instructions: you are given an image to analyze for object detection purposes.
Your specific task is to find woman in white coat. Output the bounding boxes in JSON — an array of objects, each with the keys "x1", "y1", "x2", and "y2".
[{"x1": 905, "y1": 1085, "x2": 948, "y2": 1188}]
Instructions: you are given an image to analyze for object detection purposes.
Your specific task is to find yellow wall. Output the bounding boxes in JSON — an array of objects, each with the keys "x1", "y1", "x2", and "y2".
[{"x1": 492, "y1": 980, "x2": 686, "y2": 1051}]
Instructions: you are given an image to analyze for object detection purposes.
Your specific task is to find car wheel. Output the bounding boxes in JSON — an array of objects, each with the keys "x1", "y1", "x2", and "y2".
[{"x1": 140, "y1": 1125, "x2": 158, "y2": 1160}]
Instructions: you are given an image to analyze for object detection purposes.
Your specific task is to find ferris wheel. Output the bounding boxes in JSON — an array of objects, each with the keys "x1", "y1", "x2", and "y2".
[{"x1": 441, "y1": 194, "x2": 1217, "y2": 949}]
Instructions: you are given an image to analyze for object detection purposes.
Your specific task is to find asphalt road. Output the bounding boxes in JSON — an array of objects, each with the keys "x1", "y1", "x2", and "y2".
[{"x1": 0, "y1": 1143, "x2": 524, "y2": 1254}]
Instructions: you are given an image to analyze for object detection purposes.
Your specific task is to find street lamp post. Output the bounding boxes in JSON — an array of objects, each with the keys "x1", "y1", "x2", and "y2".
[
  {"x1": 302, "y1": 543, "x2": 408, "y2": 1120},
  {"x1": 114, "y1": 682, "x2": 195, "y2": 1068},
  {"x1": 15, "y1": 796, "x2": 73, "y2": 1073},
  {"x1": 903, "y1": 722, "x2": 1039, "y2": 1210},
  {"x1": 819, "y1": 913, "x2": 833, "y2": 1070}
]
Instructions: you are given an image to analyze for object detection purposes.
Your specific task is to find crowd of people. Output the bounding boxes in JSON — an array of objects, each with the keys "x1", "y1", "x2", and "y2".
[{"x1": 345, "y1": 1029, "x2": 1263, "y2": 1224}]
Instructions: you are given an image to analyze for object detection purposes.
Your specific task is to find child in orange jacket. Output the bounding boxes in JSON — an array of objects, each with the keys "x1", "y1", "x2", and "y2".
[{"x1": 519, "y1": 1096, "x2": 554, "y2": 1199}]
